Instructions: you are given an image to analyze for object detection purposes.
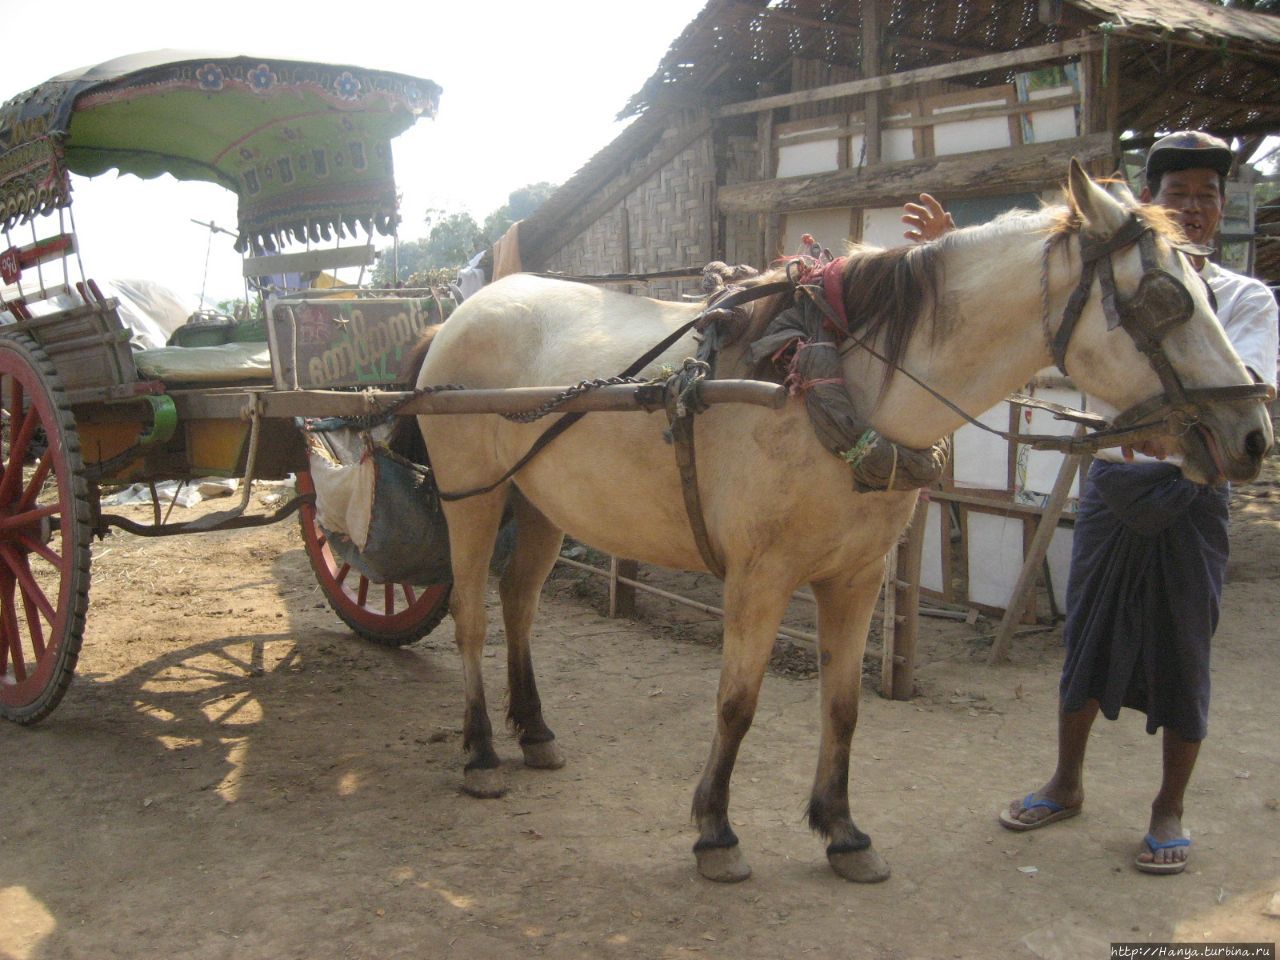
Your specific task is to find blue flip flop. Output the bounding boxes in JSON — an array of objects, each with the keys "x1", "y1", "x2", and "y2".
[
  {"x1": 1135, "y1": 834, "x2": 1190, "y2": 875},
  {"x1": 999, "y1": 792, "x2": 1082, "y2": 832}
]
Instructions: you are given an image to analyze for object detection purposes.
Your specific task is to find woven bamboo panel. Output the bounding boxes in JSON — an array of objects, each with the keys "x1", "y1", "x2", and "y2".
[{"x1": 545, "y1": 135, "x2": 716, "y2": 303}]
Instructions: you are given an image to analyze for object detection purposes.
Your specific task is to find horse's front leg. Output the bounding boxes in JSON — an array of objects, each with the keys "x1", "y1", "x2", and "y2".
[
  {"x1": 806, "y1": 561, "x2": 891, "y2": 882},
  {"x1": 691, "y1": 571, "x2": 794, "y2": 883}
]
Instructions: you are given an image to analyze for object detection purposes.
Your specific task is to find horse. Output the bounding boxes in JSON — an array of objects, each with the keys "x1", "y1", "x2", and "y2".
[{"x1": 413, "y1": 160, "x2": 1273, "y2": 884}]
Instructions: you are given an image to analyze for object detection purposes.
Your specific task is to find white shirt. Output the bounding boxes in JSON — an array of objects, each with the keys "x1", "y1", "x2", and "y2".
[{"x1": 1094, "y1": 260, "x2": 1278, "y2": 464}]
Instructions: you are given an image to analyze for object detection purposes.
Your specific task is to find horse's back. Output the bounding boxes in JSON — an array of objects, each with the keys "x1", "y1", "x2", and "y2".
[{"x1": 417, "y1": 274, "x2": 700, "y2": 389}]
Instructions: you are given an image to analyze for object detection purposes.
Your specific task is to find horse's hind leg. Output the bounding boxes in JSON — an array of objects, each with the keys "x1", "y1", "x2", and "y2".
[
  {"x1": 691, "y1": 570, "x2": 794, "y2": 883},
  {"x1": 499, "y1": 490, "x2": 566, "y2": 771},
  {"x1": 806, "y1": 562, "x2": 891, "y2": 882},
  {"x1": 443, "y1": 489, "x2": 510, "y2": 798}
]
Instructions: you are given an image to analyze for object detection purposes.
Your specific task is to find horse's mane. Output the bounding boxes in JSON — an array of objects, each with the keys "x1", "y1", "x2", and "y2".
[{"x1": 721, "y1": 241, "x2": 944, "y2": 379}]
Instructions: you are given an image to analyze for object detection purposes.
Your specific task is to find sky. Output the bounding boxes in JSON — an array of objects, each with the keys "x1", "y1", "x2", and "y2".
[{"x1": 1, "y1": 0, "x2": 709, "y2": 305}]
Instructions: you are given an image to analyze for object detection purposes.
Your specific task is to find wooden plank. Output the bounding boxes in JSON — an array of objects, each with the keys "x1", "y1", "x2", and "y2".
[
  {"x1": 714, "y1": 36, "x2": 1105, "y2": 119},
  {"x1": 242, "y1": 245, "x2": 374, "y2": 277},
  {"x1": 716, "y1": 132, "x2": 1114, "y2": 214},
  {"x1": 861, "y1": 0, "x2": 883, "y2": 167}
]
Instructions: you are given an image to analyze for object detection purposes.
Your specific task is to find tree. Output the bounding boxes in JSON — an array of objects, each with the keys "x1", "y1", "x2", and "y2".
[
  {"x1": 482, "y1": 182, "x2": 557, "y2": 243},
  {"x1": 371, "y1": 208, "x2": 485, "y2": 286}
]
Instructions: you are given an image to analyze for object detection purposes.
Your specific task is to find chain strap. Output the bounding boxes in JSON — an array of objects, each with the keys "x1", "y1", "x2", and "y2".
[{"x1": 500, "y1": 375, "x2": 649, "y2": 424}]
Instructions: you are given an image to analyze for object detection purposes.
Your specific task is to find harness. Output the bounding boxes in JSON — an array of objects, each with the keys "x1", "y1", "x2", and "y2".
[{"x1": 431, "y1": 212, "x2": 1273, "y2": 580}]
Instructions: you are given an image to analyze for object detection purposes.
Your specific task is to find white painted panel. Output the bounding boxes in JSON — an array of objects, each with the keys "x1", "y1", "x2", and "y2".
[
  {"x1": 1029, "y1": 106, "x2": 1077, "y2": 143},
  {"x1": 1019, "y1": 387, "x2": 1085, "y2": 498},
  {"x1": 860, "y1": 206, "x2": 910, "y2": 249},
  {"x1": 920, "y1": 500, "x2": 945, "y2": 593},
  {"x1": 781, "y1": 208, "x2": 853, "y2": 257},
  {"x1": 851, "y1": 113, "x2": 915, "y2": 164},
  {"x1": 967, "y1": 512, "x2": 1025, "y2": 610},
  {"x1": 932, "y1": 99, "x2": 1011, "y2": 156},
  {"x1": 1045, "y1": 524, "x2": 1074, "y2": 612},
  {"x1": 777, "y1": 139, "x2": 839, "y2": 177},
  {"x1": 953, "y1": 404, "x2": 1010, "y2": 490}
]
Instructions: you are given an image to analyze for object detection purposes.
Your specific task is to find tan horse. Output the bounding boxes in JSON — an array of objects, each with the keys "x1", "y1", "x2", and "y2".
[{"x1": 415, "y1": 160, "x2": 1272, "y2": 884}]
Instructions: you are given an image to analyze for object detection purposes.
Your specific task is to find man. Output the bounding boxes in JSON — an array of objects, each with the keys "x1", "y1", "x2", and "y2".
[{"x1": 904, "y1": 132, "x2": 1278, "y2": 875}]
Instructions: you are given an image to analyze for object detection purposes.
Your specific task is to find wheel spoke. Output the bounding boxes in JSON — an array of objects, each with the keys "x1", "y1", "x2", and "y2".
[
  {"x1": 0, "y1": 503, "x2": 59, "y2": 535},
  {"x1": 356, "y1": 576, "x2": 369, "y2": 607},
  {"x1": 20, "y1": 582, "x2": 46, "y2": 661},
  {"x1": 0, "y1": 571, "x2": 26, "y2": 683},
  {"x1": 17, "y1": 531, "x2": 63, "y2": 569},
  {"x1": 18, "y1": 453, "x2": 54, "y2": 511},
  {"x1": 0, "y1": 403, "x2": 38, "y2": 505},
  {"x1": 0, "y1": 544, "x2": 56, "y2": 624},
  {"x1": 336, "y1": 562, "x2": 352, "y2": 587},
  {"x1": 402, "y1": 584, "x2": 417, "y2": 606},
  {"x1": 384, "y1": 582, "x2": 395, "y2": 615}
]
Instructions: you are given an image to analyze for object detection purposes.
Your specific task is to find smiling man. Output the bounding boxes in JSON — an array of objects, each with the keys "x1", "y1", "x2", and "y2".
[{"x1": 995, "y1": 131, "x2": 1278, "y2": 875}]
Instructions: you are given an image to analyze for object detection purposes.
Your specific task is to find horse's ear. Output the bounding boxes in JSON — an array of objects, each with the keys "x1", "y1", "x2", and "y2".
[{"x1": 1066, "y1": 157, "x2": 1129, "y2": 238}]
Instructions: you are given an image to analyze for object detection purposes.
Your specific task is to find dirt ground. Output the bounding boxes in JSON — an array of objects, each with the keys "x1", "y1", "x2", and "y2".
[{"x1": 3, "y1": 454, "x2": 1280, "y2": 960}]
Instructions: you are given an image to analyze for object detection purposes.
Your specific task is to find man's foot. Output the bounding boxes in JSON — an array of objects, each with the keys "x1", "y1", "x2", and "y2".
[
  {"x1": 1134, "y1": 812, "x2": 1190, "y2": 874},
  {"x1": 999, "y1": 789, "x2": 1083, "y2": 832}
]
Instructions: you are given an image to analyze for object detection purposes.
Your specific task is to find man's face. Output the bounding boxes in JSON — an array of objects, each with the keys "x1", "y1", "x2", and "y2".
[{"x1": 1142, "y1": 167, "x2": 1223, "y2": 247}]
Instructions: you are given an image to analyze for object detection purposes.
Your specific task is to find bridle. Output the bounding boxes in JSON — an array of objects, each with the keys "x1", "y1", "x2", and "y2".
[{"x1": 1033, "y1": 212, "x2": 1275, "y2": 454}]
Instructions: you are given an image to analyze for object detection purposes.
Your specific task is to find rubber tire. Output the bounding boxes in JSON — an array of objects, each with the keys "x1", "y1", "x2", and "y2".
[
  {"x1": 0, "y1": 333, "x2": 92, "y2": 724},
  {"x1": 296, "y1": 470, "x2": 451, "y2": 646}
]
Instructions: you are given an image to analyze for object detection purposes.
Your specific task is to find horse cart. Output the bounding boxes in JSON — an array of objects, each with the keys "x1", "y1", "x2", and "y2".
[{"x1": 0, "y1": 51, "x2": 783, "y2": 725}]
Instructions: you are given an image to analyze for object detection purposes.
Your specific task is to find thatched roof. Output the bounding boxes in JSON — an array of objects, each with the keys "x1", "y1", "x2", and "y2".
[{"x1": 621, "y1": 0, "x2": 1280, "y2": 139}]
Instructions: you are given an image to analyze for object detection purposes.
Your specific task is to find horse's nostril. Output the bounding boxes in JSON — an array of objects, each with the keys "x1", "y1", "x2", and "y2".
[{"x1": 1244, "y1": 429, "x2": 1270, "y2": 460}]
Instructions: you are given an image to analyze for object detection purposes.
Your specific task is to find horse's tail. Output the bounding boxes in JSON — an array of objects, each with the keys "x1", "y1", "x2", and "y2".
[{"x1": 387, "y1": 322, "x2": 445, "y2": 465}]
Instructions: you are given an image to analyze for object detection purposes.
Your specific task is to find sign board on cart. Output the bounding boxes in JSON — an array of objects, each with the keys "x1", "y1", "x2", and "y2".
[{"x1": 268, "y1": 297, "x2": 445, "y2": 390}]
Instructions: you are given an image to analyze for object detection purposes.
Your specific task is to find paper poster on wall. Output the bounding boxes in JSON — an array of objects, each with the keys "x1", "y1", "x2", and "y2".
[
  {"x1": 1045, "y1": 524, "x2": 1074, "y2": 612},
  {"x1": 920, "y1": 499, "x2": 945, "y2": 594},
  {"x1": 966, "y1": 512, "x2": 1025, "y2": 609},
  {"x1": 953, "y1": 404, "x2": 1010, "y2": 490}
]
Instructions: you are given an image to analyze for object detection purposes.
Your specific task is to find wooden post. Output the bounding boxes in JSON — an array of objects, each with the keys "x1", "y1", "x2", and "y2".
[
  {"x1": 988, "y1": 431, "x2": 1085, "y2": 664},
  {"x1": 879, "y1": 542, "x2": 898, "y2": 699},
  {"x1": 883, "y1": 498, "x2": 928, "y2": 700},
  {"x1": 609, "y1": 557, "x2": 638, "y2": 619},
  {"x1": 861, "y1": 0, "x2": 883, "y2": 166}
]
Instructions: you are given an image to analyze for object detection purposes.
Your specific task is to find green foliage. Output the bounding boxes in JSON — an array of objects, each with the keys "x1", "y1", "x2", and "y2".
[
  {"x1": 215, "y1": 298, "x2": 262, "y2": 322},
  {"x1": 372, "y1": 181, "x2": 558, "y2": 283}
]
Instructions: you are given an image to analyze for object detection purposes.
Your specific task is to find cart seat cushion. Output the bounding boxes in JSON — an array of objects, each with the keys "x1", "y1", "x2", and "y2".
[{"x1": 133, "y1": 341, "x2": 272, "y2": 383}]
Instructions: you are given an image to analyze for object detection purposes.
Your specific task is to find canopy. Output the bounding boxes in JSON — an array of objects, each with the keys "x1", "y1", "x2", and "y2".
[{"x1": 0, "y1": 50, "x2": 441, "y2": 251}]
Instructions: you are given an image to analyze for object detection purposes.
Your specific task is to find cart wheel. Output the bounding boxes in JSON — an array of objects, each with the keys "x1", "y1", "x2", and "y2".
[
  {"x1": 0, "y1": 333, "x2": 92, "y2": 724},
  {"x1": 296, "y1": 470, "x2": 451, "y2": 646}
]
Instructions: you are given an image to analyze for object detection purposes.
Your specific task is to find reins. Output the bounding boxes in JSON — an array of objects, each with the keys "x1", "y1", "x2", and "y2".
[{"x1": 434, "y1": 278, "x2": 791, "y2": 503}]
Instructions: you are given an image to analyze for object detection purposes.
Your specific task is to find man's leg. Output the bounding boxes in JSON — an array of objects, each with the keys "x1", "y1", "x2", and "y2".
[
  {"x1": 1136, "y1": 729, "x2": 1200, "y2": 867},
  {"x1": 1004, "y1": 699, "x2": 1099, "y2": 826}
]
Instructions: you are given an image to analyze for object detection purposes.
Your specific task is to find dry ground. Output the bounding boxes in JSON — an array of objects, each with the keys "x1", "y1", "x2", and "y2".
[{"x1": 2, "y1": 457, "x2": 1279, "y2": 960}]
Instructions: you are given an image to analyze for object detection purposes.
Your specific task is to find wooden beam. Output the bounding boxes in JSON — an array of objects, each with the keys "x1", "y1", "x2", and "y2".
[
  {"x1": 713, "y1": 35, "x2": 1104, "y2": 119},
  {"x1": 716, "y1": 132, "x2": 1114, "y2": 215},
  {"x1": 242, "y1": 245, "x2": 373, "y2": 277}
]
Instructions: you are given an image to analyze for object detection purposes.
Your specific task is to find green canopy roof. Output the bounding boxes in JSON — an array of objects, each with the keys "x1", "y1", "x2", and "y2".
[{"x1": 0, "y1": 50, "x2": 441, "y2": 251}]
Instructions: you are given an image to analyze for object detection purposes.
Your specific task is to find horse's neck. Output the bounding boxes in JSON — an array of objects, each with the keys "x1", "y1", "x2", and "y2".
[{"x1": 849, "y1": 222, "x2": 1059, "y2": 449}]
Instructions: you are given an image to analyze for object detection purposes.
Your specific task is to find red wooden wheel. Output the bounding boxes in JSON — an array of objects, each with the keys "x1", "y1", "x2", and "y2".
[
  {"x1": 296, "y1": 470, "x2": 450, "y2": 646},
  {"x1": 0, "y1": 333, "x2": 92, "y2": 724}
]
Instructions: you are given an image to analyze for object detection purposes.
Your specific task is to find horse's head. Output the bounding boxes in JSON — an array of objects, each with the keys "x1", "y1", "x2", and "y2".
[{"x1": 1055, "y1": 159, "x2": 1273, "y2": 484}]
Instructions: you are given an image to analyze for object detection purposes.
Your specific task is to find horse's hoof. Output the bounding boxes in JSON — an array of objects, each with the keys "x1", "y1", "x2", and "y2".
[
  {"x1": 461, "y1": 767, "x2": 507, "y2": 799},
  {"x1": 828, "y1": 845, "x2": 890, "y2": 883},
  {"x1": 521, "y1": 740, "x2": 566, "y2": 770},
  {"x1": 696, "y1": 845, "x2": 752, "y2": 883}
]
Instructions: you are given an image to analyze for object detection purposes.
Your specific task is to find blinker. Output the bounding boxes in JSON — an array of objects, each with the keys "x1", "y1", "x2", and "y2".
[{"x1": 1117, "y1": 268, "x2": 1194, "y2": 338}]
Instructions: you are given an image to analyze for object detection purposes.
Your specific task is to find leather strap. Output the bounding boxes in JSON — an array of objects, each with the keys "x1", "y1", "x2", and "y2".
[{"x1": 668, "y1": 405, "x2": 725, "y2": 578}]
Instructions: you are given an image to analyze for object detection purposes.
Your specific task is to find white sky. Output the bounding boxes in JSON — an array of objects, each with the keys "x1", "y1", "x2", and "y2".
[{"x1": 2, "y1": 0, "x2": 708, "y2": 305}]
